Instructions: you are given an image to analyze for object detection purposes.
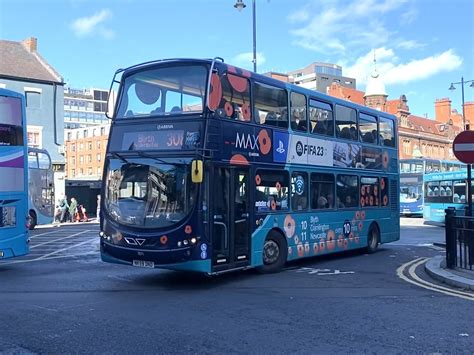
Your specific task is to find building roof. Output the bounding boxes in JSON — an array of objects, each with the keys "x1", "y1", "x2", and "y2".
[
  {"x1": 364, "y1": 69, "x2": 387, "y2": 97},
  {"x1": 405, "y1": 114, "x2": 462, "y2": 136},
  {"x1": 327, "y1": 82, "x2": 365, "y2": 105},
  {"x1": 0, "y1": 38, "x2": 63, "y2": 83}
]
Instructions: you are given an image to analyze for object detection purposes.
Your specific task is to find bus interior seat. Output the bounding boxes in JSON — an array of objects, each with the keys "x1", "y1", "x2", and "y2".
[
  {"x1": 171, "y1": 106, "x2": 181, "y2": 113},
  {"x1": 339, "y1": 127, "x2": 351, "y2": 139}
]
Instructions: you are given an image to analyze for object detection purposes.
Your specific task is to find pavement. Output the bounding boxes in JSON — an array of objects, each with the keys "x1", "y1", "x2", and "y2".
[{"x1": 425, "y1": 255, "x2": 474, "y2": 291}]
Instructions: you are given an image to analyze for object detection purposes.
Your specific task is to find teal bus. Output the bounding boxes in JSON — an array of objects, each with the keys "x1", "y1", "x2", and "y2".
[
  {"x1": 27, "y1": 147, "x2": 54, "y2": 229},
  {"x1": 423, "y1": 170, "x2": 473, "y2": 223},
  {"x1": 400, "y1": 159, "x2": 465, "y2": 217},
  {"x1": 100, "y1": 58, "x2": 400, "y2": 274},
  {"x1": 0, "y1": 88, "x2": 29, "y2": 259}
]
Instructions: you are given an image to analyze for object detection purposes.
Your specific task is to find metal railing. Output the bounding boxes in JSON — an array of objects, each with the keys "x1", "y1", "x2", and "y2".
[{"x1": 445, "y1": 208, "x2": 474, "y2": 270}]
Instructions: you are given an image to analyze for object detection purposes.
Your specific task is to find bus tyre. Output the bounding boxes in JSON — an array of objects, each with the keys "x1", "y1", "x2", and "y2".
[
  {"x1": 257, "y1": 231, "x2": 287, "y2": 274},
  {"x1": 366, "y1": 224, "x2": 379, "y2": 254},
  {"x1": 28, "y1": 211, "x2": 37, "y2": 230}
]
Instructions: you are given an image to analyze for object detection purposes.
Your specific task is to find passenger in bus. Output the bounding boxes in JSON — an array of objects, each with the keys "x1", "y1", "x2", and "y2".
[{"x1": 317, "y1": 196, "x2": 328, "y2": 209}]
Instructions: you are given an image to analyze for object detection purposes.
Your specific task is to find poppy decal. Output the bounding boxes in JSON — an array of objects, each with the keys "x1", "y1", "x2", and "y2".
[
  {"x1": 297, "y1": 243, "x2": 304, "y2": 257},
  {"x1": 230, "y1": 154, "x2": 249, "y2": 165},
  {"x1": 258, "y1": 129, "x2": 271, "y2": 155},
  {"x1": 255, "y1": 175, "x2": 261, "y2": 185},
  {"x1": 319, "y1": 240, "x2": 326, "y2": 252},
  {"x1": 313, "y1": 243, "x2": 319, "y2": 254},
  {"x1": 228, "y1": 74, "x2": 248, "y2": 93},
  {"x1": 369, "y1": 195, "x2": 374, "y2": 206},
  {"x1": 208, "y1": 73, "x2": 222, "y2": 111},
  {"x1": 361, "y1": 186, "x2": 366, "y2": 196},
  {"x1": 383, "y1": 195, "x2": 389, "y2": 206},
  {"x1": 241, "y1": 103, "x2": 251, "y2": 121},
  {"x1": 271, "y1": 200, "x2": 277, "y2": 210},
  {"x1": 326, "y1": 230, "x2": 336, "y2": 251},
  {"x1": 275, "y1": 181, "x2": 281, "y2": 192},
  {"x1": 240, "y1": 69, "x2": 252, "y2": 78},
  {"x1": 304, "y1": 243, "x2": 310, "y2": 255},
  {"x1": 374, "y1": 186, "x2": 378, "y2": 195},
  {"x1": 361, "y1": 197, "x2": 365, "y2": 207},
  {"x1": 224, "y1": 101, "x2": 234, "y2": 117},
  {"x1": 160, "y1": 235, "x2": 168, "y2": 245},
  {"x1": 343, "y1": 239, "x2": 349, "y2": 249},
  {"x1": 337, "y1": 235, "x2": 344, "y2": 248},
  {"x1": 354, "y1": 235, "x2": 360, "y2": 244},
  {"x1": 358, "y1": 221, "x2": 363, "y2": 231},
  {"x1": 294, "y1": 236, "x2": 300, "y2": 245},
  {"x1": 381, "y1": 178, "x2": 386, "y2": 190},
  {"x1": 227, "y1": 65, "x2": 238, "y2": 74},
  {"x1": 185, "y1": 225, "x2": 192, "y2": 234},
  {"x1": 382, "y1": 151, "x2": 389, "y2": 168},
  {"x1": 360, "y1": 211, "x2": 366, "y2": 220},
  {"x1": 355, "y1": 211, "x2": 361, "y2": 220},
  {"x1": 348, "y1": 232, "x2": 354, "y2": 242},
  {"x1": 284, "y1": 214, "x2": 296, "y2": 238}
]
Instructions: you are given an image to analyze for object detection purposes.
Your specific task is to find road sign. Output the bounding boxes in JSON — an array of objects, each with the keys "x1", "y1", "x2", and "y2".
[{"x1": 453, "y1": 130, "x2": 474, "y2": 164}]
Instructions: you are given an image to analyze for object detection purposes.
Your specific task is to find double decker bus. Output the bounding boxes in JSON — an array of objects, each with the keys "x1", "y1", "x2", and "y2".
[
  {"x1": 400, "y1": 158, "x2": 465, "y2": 217},
  {"x1": 423, "y1": 170, "x2": 474, "y2": 223},
  {"x1": 0, "y1": 88, "x2": 29, "y2": 259},
  {"x1": 27, "y1": 147, "x2": 54, "y2": 229},
  {"x1": 100, "y1": 58, "x2": 399, "y2": 274}
]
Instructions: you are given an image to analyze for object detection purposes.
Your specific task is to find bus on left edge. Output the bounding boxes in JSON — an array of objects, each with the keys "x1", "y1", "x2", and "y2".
[{"x1": 0, "y1": 88, "x2": 29, "y2": 260}]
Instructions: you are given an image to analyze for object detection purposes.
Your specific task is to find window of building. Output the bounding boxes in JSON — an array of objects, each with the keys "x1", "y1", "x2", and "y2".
[
  {"x1": 216, "y1": 74, "x2": 251, "y2": 121},
  {"x1": 291, "y1": 172, "x2": 308, "y2": 211},
  {"x1": 80, "y1": 168, "x2": 84, "y2": 175},
  {"x1": 79, "y1": 143, "x2": 84, "y2": 151},
  {"x1": 88, "y1": 154, "x2": 92, "y2": 163},
  {"x1": 88, "y1": 167, "x2": 93, "y2": 175},
  {"x1": 255, "y1": 170, "x2": 289, "y2": 212},
  {"x1": 309, "y1": 99, "x2": 334, "y2": 136},
  {"x1": 336, "y1": 175, "x2": 358, "y2": 208},
  {"x1": 359, "y1": 112, "x2": 377, "y2": 144},
  {"x1": 25, "y1": 91, "x2": 41, "y2": 108},
  {"x1": 335, "y1": 105, "x2": 357, "y2": 141},
  {"x1": 310, "y1": 173, "x2": 335, "y2": 209},
  {"x1": 360, "y1": 177, "x2": 379, "y2": 207},
  {"x1": 71, "y1": 156, "x2": 76, "y2": 165},
  {"x1": 290, "y1": 92, "x2": 307, "y2": 132},
  {"x1": 97, "y1": 167, "x2": 102, "y2": 175},
  {"x1": 380, "y1": 117, "x2": 395, "y2": 147},
  {"x1": 97, "y1": 141, "x2": 101, "y2": 149},
  {"x1": 97, "y1": 153, "x2": 101, "y2": 162},
  {"x1": 100, "y1": 127, "x2": 106, "y2": 136},
  {"x1": 254, "y1": 82, "x2": 288, "y2": 128},
  {"x1": 79, "y1": 156, "x2": 84, "y2": 164},
  {"x1": 83, "y1": 129, "x2": 88, "y2": 138},
  {"x1": 71, "y1": 143, "x2": 76, "y2": 152},
  {"x1": 67, "y1": 132, "x2": 72, "y2": 141},
  {"x1": 88, "y1": 142, "x2": 93, "y2": 150},
  {"x1": 403, "y1": 140, "x2": 410, "y2": 155},
  {"x1": 71, "y1": 169, "x2": 76, "y2": 177}
]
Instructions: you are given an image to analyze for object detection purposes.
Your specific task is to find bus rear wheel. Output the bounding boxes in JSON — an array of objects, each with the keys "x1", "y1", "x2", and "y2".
[
  {"x1": 28, "y1": 210, "x2": 37, "y2": 230},
  {"x1": 366, "y1": 224, "x2": 379, "y2": 253},
  {"x1": 257, "y1": 231, "x2": 287, "y2": 274}
]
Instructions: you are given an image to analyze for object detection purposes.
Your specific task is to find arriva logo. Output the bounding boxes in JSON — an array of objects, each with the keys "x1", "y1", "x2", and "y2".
[{"x1": 235, "y1": 129, "x2": 271, "y2": 155}]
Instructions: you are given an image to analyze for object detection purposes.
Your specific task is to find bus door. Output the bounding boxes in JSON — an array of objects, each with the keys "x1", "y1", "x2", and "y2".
[{"x1": 211, "y1": 166, "x2": 250, "y2": 271}]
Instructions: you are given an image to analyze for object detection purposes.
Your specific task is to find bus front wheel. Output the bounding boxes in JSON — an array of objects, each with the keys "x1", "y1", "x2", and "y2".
[
  {"x1": 366, "y1": 224, "x2": 380, "y2": 253},
  {"x1": 257, "y1": 231, "x2": 287, "y2": 274},
  {"x1": 28, "y1": 210, "x2": 37, "y2": 230}
]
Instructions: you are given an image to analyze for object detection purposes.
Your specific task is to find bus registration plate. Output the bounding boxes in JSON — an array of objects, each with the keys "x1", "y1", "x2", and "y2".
[{"x1": 133, "y1": 260, "x2": 155, "y2": 268}]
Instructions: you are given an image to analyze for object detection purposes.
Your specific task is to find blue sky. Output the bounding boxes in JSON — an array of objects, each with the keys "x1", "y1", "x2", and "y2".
[{"x1": 1, "y1": 0, "x2": 473, "y2": 119}]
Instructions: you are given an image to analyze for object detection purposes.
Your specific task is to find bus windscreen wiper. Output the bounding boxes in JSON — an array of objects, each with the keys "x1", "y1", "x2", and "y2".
[{"x1": 110, "y1": 152, "x2": 129, "y2": 163}]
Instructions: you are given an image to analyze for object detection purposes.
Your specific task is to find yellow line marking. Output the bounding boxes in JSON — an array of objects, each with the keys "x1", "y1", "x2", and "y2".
[{"x1": 397, "y1": 258, "x2": 474, "y2": 301}]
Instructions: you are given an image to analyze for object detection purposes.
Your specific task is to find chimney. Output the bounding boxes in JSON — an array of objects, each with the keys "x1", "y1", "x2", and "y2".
[
  {"x1": 434, "y1": 98, "x2": 451, "y2": 123},
  {"x1": 22, "y1": 37, "x2": 37, "y2": 52},
  {"x1": 465, "y1": 102, "x2": 474, "y2": 129}
]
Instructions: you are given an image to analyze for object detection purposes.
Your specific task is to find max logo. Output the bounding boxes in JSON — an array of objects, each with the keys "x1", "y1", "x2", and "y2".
[{"x1": 235, "y1": 130, "x2": 271, "y2": 155}]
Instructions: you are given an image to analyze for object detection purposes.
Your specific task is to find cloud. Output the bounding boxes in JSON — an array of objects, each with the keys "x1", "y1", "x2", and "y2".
[
  {"x1": 343, "y1": 47, "x2": 463, "y2": 86},
  {"x1": 288, "y1": 0, "x2": 408, "y2": 54},
  {"x1": 401, "y1": 7, "x2": 418, "y2": 24},
  {"x1": 70, "y1": 9, "x2": 114, "y2": 39},
  {"x1": 232, "y1": 52, "x2": 266, "y2": 69},
  {"x1": 397, "y1": 40, "x2": 426, "y2": 50}
]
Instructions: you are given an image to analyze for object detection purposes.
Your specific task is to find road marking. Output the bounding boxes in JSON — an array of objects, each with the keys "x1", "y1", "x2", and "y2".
[
  {"x1": 29, "y1": 231, "x2": 63, "y2": 238},
  {"x1": 295, "y1": 267, "x2": 355, "y2": 275},
  {"x1": 397, "y1": 258, "x2": 474, "y2": 301},
  {"x1": 0, "y1": 252, "x2": 97, "y2": 265},
  {"x1": 31, "y1": 230, "x2": 92, "y2": 249},
  {"x1": 35, "y1": 239, "x2": 97, "y2": 260}
]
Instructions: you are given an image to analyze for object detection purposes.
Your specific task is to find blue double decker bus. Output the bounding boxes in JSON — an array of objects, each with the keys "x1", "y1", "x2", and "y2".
[
  {"x1": 0, "y1": 88, "x2": 29, "y2": 259},
  {"x1": 399, "y1": 158, "x2": 465, "y2": 217},
  {"x1": 100, "y1": 58, "x2": 400, "y2": 274}
]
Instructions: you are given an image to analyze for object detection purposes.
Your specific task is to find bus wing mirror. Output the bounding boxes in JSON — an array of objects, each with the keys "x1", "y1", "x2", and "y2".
[{"x1": 191, "y1": 160, "x2": 203, "y2": 183}]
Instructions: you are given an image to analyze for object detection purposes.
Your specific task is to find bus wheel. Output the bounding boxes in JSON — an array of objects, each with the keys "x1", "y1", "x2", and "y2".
[
  {"x1": 257, "y1": 231, "x2": 287, "y2": 273},
  {"x1": 366, "y1": 224, "x2": 379, "y2": 254},
  {"x1": 28, "y1": 211, "x2": 37, "y2": 230}
]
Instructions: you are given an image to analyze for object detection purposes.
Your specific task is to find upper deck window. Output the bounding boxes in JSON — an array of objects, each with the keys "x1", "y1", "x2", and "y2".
[
  {"x1": 309, "y1": 99, "x2": 333, "y2": 136},
  {"x1": 290, "y1": 92, "x2": 307, "y2": 132},
  {"x1": 359, "y1": 112, "x2": 377, "y2": 144},
  {"x1": 335, "y1": 105, "x2": 357, "y2": 141},
  {"x1": 216, "y1": 73, "x2": 251, "y2": 121},
  {"x1": 380, "y1": 116, "x2": 395, "y2": 147},
  {"x1": 0, "y1": 95, "x2": 23, "y2": 146},
  {"x1": 115, "y1": 65, "x2": 207, "y2": 119},
  {"x1": 254, "y1": 82, "x2": 288, "y2": 128}
]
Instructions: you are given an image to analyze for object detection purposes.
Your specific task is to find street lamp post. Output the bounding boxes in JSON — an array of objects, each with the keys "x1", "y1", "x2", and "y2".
[
  {"x1": 449, "y1": 77, "x2": 474, "y2": 216},
  {"x1": 234, "y1": 0, "x2": 257, "y2": 73}
]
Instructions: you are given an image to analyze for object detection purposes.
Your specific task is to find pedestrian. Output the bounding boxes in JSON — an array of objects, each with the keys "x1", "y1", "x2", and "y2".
[
  {"x1": 59, "y1": 195, "x2": 69, "y2": 223},
  {"x1": 96, "y1": 194, "x2": 101, "y2": 221},
  {"x1": 69, "y1": 197, "x2": 78, "y2": 222}
]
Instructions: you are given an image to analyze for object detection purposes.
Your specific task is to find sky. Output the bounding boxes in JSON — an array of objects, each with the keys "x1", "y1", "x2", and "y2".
[{"x1": 0, "y1": 0, "x2": 473, "y2": 119}]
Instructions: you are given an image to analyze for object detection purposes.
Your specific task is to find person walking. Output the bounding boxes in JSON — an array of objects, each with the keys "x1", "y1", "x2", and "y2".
[
  {"x1": 59, "y1": 195, "x2": 69, "y2": 223},
  {"x1": 69, "y1": 197, "x2": 78, "y2": 222}
]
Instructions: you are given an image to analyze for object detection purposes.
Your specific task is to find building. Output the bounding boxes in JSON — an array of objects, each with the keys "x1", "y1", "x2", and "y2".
[
  {"x1": 64, "y1": 123, "x2": 110, "y2": 181},
  {"x1": 64, "y1": 87, "x2": 111, "y2": 129},
  {"x1": 327, "y1": 62, "x2": 472, "y2": 160},
  {"x1": 287, "y1": 62, "x2": 356, "y2": 93},
  {"x1": 0, "y1": 36, "x2": 66, "y2": 197}
]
